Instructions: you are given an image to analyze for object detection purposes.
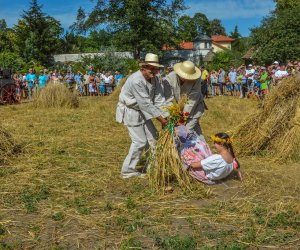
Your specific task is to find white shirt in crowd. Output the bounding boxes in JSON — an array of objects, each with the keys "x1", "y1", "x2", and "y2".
[
  {"x1": 246, "y1": 68, "x2": 255, "y2": 80},
  {"x1": 103, "y1": 75, "x2": 113, "y2": 84},
  {"x1": 274, "y1": 70, "x2": 288, "y2": 78}
]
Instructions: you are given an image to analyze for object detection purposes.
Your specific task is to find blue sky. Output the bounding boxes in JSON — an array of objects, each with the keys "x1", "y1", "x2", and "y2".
[{"x1": 0, "y1": 0, "x2": 275, "y2": 37}]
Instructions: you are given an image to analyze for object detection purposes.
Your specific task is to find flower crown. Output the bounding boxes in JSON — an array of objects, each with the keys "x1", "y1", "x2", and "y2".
[{"x1": 211, "y1": 135, "x2": 233, "y2": 144}]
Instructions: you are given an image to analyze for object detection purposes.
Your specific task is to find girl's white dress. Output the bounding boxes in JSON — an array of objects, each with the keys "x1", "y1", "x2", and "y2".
[
  {"x1": 176, "y1": 125, "x2": 234, "y2": 184},
  {"x1": 200, "y1": 154, "x2": 234, "y2": 181}
]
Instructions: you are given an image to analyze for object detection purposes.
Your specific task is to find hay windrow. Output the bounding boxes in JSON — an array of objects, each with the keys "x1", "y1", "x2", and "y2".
[
  {"x1": 234, "y1": 75, "x2": 300, "y2": 162},
  {"x1": 33, "y1": 81, "x2": 79, "y2": 108},
  {"x1": 0, "y1": 125, "x2": 20, "y2": 165}
]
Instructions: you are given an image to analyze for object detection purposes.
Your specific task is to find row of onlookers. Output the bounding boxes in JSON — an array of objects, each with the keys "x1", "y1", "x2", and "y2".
[
  {"x1": 199, "y1": 60, "x2": 300, "y2": 99},
  {"x1": 12, "y1": 66, "x2": 125, "y2": 99},
  {"x1": 9, "y1": 60, "x2": 300, "y2": 101}
]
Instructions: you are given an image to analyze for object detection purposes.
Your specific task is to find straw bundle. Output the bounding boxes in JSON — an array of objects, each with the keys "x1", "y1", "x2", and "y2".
[
  {"x1": 33, "y1": 81, "x2": 79, "y2": 108},
  {"x1": 148, "y1": 95, "x2": 192, "y2": 193},
  {"x1": 0, "y1": 125, "x2": 19, "y2": 165},
  {"x1": 234, "y1": 75, "x2": 300, "y2": 162}
]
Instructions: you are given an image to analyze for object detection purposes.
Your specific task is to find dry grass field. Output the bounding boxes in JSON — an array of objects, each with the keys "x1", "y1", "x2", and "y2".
[{"x1": 0, "y1": 93, "x2": 299, "y2": 249}]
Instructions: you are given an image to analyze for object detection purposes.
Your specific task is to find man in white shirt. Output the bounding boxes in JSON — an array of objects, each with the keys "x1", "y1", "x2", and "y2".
[
  {"x1": 104, "y1": 71, "x2": 114, "y2": 94},
  {"x1": 83, "y1": 71, "x2": 90, "y2": 95},
  {"x1": 274, "y1": 64, "x2": 288, "y2": 83},
  {"x1": 245, "y1": 64, "x2": 255, "y2": 92},
  {"x1": 116, "y1": 53, "x2": 168, "y2": 178}
]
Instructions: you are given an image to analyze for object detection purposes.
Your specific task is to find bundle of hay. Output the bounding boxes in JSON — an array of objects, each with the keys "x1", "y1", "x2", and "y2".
[
  {"x1": 148, "y1": 96, "x2": 192, "y2": 193},
  {"x1": 33, "y1": 81, "x2": 79, "y2": 108},
  {"x1": 234, "y1": 75, "x2": 300, "y2": 162},
  {"x1": 0, "y1": 125, "x2": 19, "y2": 165}
]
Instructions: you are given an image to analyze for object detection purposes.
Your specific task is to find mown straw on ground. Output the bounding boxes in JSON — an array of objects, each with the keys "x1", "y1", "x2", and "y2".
[
  {"x1": 0, "y1": 93, "x2": 299, "y2": 249},
  {"x1": 0, "y1": 124, "x2": 20, "y2": 166}
]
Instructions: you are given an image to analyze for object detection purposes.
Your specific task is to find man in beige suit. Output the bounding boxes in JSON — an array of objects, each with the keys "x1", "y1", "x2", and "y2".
[
  {"x1": 163, "y1": 61, "x2": 205, "y2": 137},
  {"x1": 116, "y1": 53, "x2": 168, "y2": 178}
]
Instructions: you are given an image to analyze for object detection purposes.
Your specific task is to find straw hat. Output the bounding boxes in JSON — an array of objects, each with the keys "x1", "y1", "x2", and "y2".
[
  {"x1": 139, "y1": 53, "x2": 163, "y2": 68},
  {"x1": 173, "y1": 61, "x2": 201, "y2": 80}
]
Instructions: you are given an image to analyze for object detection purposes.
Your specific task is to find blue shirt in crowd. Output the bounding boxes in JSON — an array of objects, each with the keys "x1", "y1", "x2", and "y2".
[
  {"x1": 228, "y1": 71, "x2": 237, "y2": 83},
  {"x1": 26, "y1": 73, "x2": 37, "y2": 87},
  {"x1": 75, "y1": 74, "x2": 82, "y2": 83},
  {"x1": 38, "y1": 75, "x2": 48, "y2": 88}
]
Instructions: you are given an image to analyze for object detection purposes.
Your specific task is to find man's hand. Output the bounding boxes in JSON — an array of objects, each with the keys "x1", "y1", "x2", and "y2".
[{"x1": 156, "y1": 115, "x2": 168, "y2": 127}]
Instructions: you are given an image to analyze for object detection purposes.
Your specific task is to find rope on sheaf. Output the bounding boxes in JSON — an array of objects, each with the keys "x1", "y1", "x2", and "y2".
[{"x1": 166, "y1": 122, "x2": 175, "y2": 134}]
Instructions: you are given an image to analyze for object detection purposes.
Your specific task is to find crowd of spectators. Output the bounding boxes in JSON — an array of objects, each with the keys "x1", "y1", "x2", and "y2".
[
  {"x1": 12, "y1": 66, "x2": 125, "y2": 100},
  {"x1": 9, "y1": 60, "x2": 300, "y2": 101},
  {"x1": 199, "y1": 60, "x2": 300, "y2": 100}
]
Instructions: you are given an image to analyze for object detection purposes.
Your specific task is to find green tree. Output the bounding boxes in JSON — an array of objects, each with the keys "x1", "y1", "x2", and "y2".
[
  {"x1": 177, "y1": 12, "x2": 211, "y2": 42},
  {"x1": 193, "y1": 12, "x2": 211, "y2": 35},
  {"x1": 72, "y1": 0, "x2": 187, "y2": 58},
  {"x1": 67, "y1": 47, "x2": 139, "y2": 73},
  {"x1": 208, "y1": 50, "x2": 243, "y2": 71},
  {"x1": 61, "y1": 31, "x2": 86, "y2": 53},
  {"x1": 230, "y1": 25, "x2": 241, "y2": 39},
  {"x1": 0, "y1": 19, "x2": 16, "y2": 52},
  {"x1": 275, "y1": 0, "x2": 300, "y2": 10},
  {"x1": 177, "y1": 15, "x2": 197, "y2": 41},
  {"x1": 70, "y1": 7, "x2": 87, "y2": 34},
  {"x1": 0, "y1": 51, "x2": 26, "y2": 71},
  {"x1": 0, "y1": 19, "x2": 7, "y2": 30},
  {"x1": 208, "y1": 51, "x2": 230, "y2": 71},
  {"x1": 229, "y1": 25, "x2": 250, "y2": 54},
  {"x1": 250, "y1": 3, "x2": 300, "y2": 64},
  {"x1": 209, "y1": 19, "x2": 226, "y2": 35},
  {"x1": 87, "y1": 30, "x2": 112, "y2": 50},
  {"x1": 14, "y1": 0, "x2": 63, "y2": 65}
]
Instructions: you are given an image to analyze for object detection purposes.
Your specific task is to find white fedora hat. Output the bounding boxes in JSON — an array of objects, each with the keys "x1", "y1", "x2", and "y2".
[
  {"x1": 139, "y1": 53, "x2": 163, "y2": 68},
  {"x1": 173, "y1": 61, "x2": 201, "y2": 80}
]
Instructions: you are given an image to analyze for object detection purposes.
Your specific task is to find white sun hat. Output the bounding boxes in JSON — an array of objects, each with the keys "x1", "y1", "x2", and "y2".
[
  {"x1": 273, "y1": 61, "x2": 279, "y2": 64},
  {"x1": 139, "y1": 53, "x2": 163, "y2": 68},
  {"x1": 173, "y1": 61, "x2": 201, "y2": 80}
]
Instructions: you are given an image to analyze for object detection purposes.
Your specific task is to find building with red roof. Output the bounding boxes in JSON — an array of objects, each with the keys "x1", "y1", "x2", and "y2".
[
  {"x1": 162, "y1": 34, "x2": 213, "y2": 65},
  {"x1": 211, "y1": 35, "x2": 235, "y2": 52},
  {"x1": 162, "y1": 34, "x2": 235, "y2": 65}
]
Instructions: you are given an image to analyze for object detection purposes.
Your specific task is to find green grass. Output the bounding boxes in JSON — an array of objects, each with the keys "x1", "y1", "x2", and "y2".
[{"x1": 0, "y1": 96, "x2": 299, "y2": 249}]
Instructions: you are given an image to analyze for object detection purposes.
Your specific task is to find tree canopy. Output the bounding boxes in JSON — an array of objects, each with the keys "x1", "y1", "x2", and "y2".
[
  {"x1": 250, "y1": 2, "x2": 300, "y2": 64},
  {"x1": 209, "y1": 19, "x2": 226, "y2": 36},
  {"x1": 72, "y1": 0, "x2": 187, "y2": 58},
  {"x1": 14, "y1": 0, "x2": 63, "y2": 65},
  {"x1": 0, "y1": 0, "x2": 252, "y2": 70}
]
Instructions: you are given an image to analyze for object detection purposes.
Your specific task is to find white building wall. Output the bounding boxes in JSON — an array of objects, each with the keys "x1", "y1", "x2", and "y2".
[
  {"x1": 53, "y1": 47, "x2": 214, "y2": 65},
  {"x1": 53, "y1": 52, "x2": 134, "y2": 63}
]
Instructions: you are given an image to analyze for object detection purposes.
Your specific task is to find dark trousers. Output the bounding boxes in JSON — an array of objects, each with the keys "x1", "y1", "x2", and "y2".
[
  {"x1": 218, "y1": 82, "x2": 225, "y2": 95},
  {"x1": 201, "y1": 80, "x2": 208, "y2": 98},
  {"x1": 241, "y1": 84, "x2": 248, "y2": 98},
  {"x1": 84, "y1": 84, "x2": 89, "y2": 96}
]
